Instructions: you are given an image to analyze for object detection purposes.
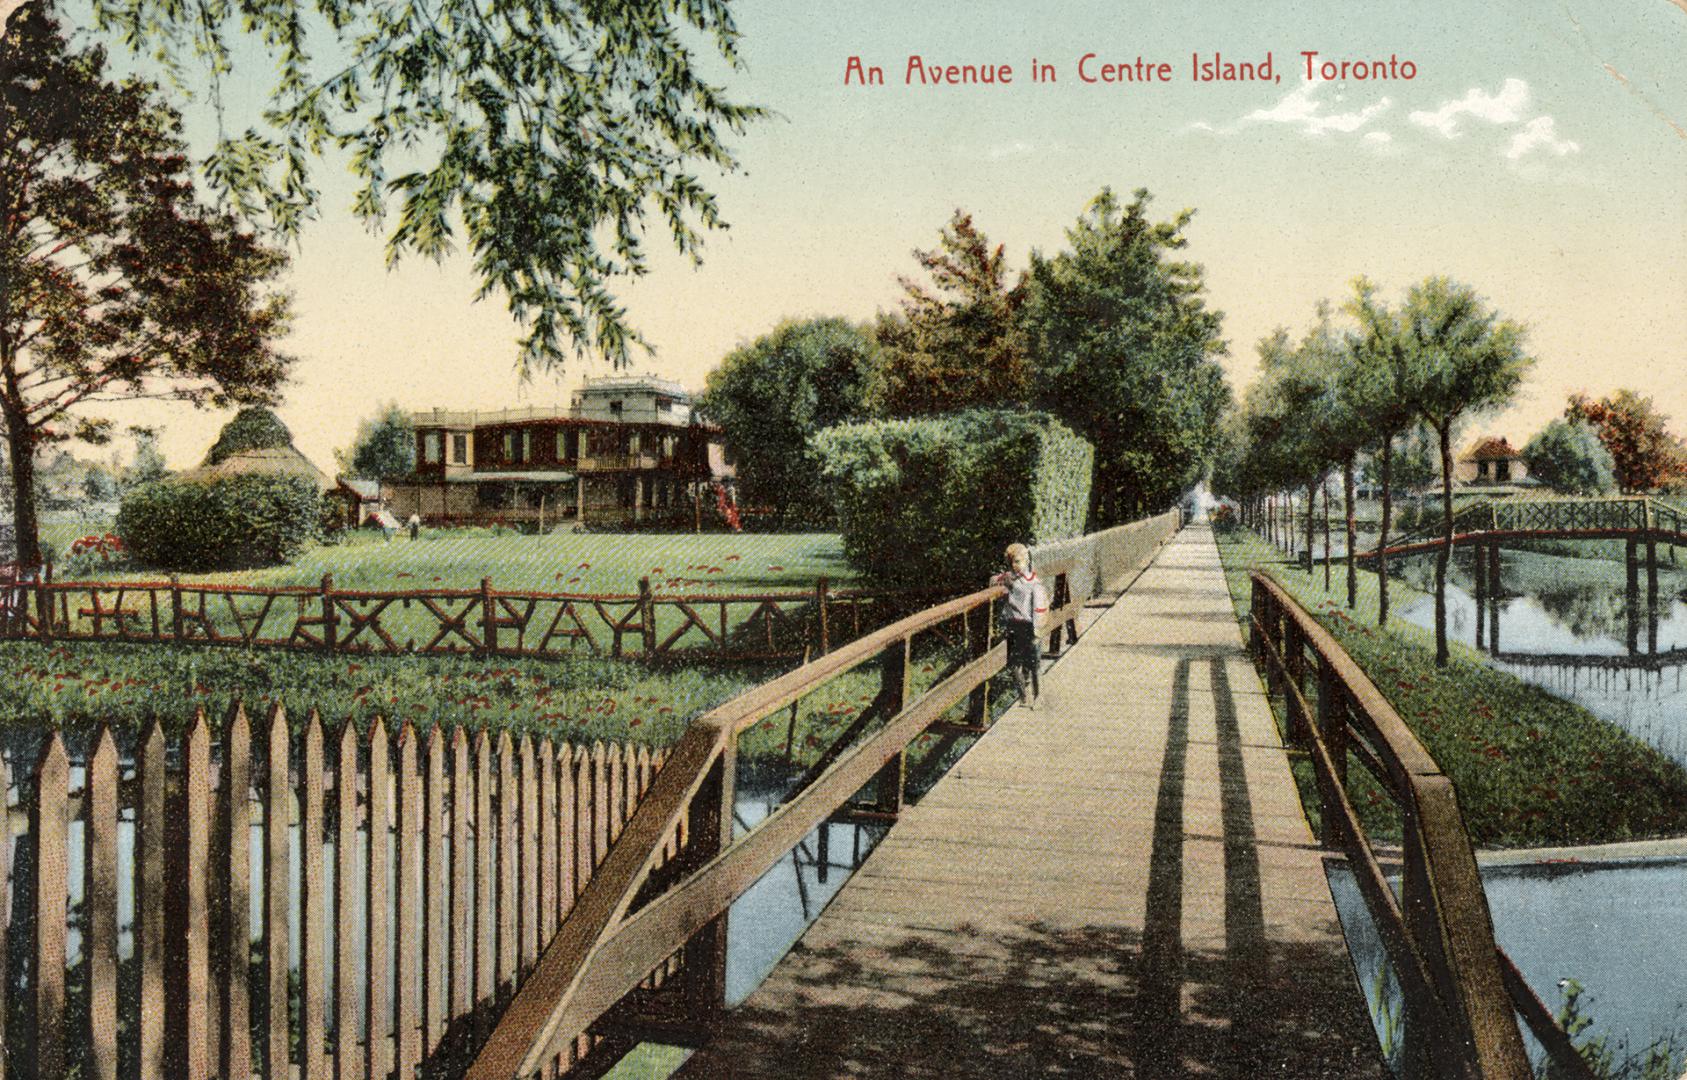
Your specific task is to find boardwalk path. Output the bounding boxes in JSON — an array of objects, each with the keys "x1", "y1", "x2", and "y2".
[{"x1": 675, "y1": 523, "x2": 1389, "y2": 1078}]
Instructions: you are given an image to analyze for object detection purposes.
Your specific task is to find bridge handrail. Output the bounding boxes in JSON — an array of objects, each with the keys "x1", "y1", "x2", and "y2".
[
  {"x1": 1248, "y1": 572, "x2": 1594, "y2": 1080},
  {"x1": 465, "y1": 577, "x2": 1028, "y2": 1078}
]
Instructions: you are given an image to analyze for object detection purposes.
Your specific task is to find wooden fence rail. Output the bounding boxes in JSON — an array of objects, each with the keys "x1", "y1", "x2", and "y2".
[
  {"x1": 0, "y1": 575, "x2": 945, "y2": 664},
  {"x1": 0, "y1": 710, "x2": 672, "y2": 1080},
  {"x1": 1248, "y1": 572, "x2": 1594, "y2": 1080}
]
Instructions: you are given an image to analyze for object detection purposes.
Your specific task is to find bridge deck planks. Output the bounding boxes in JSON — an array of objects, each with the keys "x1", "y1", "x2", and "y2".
[{"x1": 673, "y1": 524, "x2": 1389, "y2": 1079}]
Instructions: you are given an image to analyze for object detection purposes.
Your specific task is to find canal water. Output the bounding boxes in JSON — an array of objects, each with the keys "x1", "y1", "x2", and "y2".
[{"x1": 1339, "y1": 544, "x2": 1687, "y2": 1071}]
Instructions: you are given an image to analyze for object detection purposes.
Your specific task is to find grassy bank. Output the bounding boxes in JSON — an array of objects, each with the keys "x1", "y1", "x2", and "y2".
[
  {"x1": 0, "y1": 632, "x2": 989, "y2": 773},
  {"x1": 1215, "y1": 526, "x2": 1687, "y2": 849},
  {"x1": 50, "y1": 528, "x2": 855, "y2": 595}
]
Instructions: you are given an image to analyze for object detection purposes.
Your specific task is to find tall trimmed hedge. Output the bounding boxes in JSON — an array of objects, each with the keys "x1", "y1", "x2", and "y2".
[
  {"x1": 811, "y1": 409, "x2": 1093, "y2": 588},
  {"x1": 118, "y1": 474, "x2": 323, "y2": 571}
]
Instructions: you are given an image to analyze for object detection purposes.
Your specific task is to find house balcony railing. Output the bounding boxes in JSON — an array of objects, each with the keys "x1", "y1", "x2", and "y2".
[{"x1": 578, "y1": 452, "x2": 665, "y2": 471}]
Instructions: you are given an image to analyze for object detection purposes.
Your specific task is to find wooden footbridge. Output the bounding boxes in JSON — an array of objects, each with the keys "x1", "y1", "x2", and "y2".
[
  {"x1": 1354, "y1": 495, "x2": 1687, "y2": 563},
  {"x1": 464, "y1": 520, "x2": 1596, "y2": 1080}
]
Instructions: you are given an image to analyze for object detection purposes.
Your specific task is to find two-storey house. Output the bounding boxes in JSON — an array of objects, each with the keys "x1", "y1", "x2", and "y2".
[{"x1": 381, "y1": 375, "x2": 732, "y2": 529}]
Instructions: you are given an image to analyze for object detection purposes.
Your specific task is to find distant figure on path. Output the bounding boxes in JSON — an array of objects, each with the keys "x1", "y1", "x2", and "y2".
[
  {"x1": 992, "y1": 543, "x2": 1047, "y2": 709},
  {"x1": 408, "y1": 512, "x2": 421, "y2": 541}
]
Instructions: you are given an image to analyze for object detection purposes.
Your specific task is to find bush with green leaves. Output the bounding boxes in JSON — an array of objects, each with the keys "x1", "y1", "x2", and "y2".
[
  {"x1": 1524, "y1": 418, "x2": 1616, "y2": 496},
  {"x1": 811, "y1": 409, "x2": 1092, "y2": 589},
  {"x1": 117, "y1": 474, "x2": 323, "y2": 571}
]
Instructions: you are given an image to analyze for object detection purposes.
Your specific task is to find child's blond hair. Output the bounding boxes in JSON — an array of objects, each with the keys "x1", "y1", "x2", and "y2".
[{"x1": 1005, "y1": 543, "x2": 1030, "y2": 573}]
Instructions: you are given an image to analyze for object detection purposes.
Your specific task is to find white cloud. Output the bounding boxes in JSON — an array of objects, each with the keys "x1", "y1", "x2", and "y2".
[
  {"x1": 1505, "y1": 115, "x2": 1580, "y2": 160},
  {"x1": 1409, "y1": 79, "x2": 1530, "y2": 137},
  {"x1": 1242, "y1": 80, "x2": 1393, "y2": 136},
  {"x1": 1363, "y1": 131, "x2": 1393, "y2": 144},
  {"x1": 1187, "y1": 79, "x2": 1391, "y2": 139},
  {"x1": 986, "y1": 141, "x2": 1036, "y2": 161}
]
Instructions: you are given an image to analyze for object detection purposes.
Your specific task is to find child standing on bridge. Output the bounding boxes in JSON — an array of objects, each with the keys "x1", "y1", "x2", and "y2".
[{"x1": 993, "y1": 543, "x2": 1047, "y2": 710}]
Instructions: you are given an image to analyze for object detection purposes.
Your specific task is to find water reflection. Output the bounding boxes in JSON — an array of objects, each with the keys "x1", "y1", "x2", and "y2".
[
  {"x1": 1394, "y1": 549, "x2": 1687, "y2": 766},
  {"x1": 1329, "y1": 858, "x2": 1687, "y2": 1073}
]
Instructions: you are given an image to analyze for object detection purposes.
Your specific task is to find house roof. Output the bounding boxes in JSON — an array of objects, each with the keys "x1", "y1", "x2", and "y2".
[
  {"x1": 1461, "y1": 436, "x2": 1522, "y2": 462},
  {"x1": 182, "y1": 446, "x2": 331, "y2": 489},
  {"x1": 337, "y1": 477, "x2": 381, "y2": 499}
]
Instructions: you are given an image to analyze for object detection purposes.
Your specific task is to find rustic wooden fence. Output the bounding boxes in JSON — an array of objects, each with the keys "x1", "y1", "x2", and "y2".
[
  {"x1": 0, "y1": 708, "x2": 682, "y2": 1080},
  {"x1": 1249, "y1": 572, "x2": 1594, "y2": 1080},
  {"x1": 0, "y1": 575, "x2": 943, "y2": 663}
]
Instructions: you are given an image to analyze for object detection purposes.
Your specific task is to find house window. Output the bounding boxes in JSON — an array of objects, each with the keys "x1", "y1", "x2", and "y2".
[
  {"x1": 556, "y1": 430, "x2": 571, "y2": 461},
  {"x1": 501, "y1": 431, "x2": 531, "y2": 463},
  {"x1": 1476, "y1": 461, "x2": 1489, "y2": 480},
  {"x1": 1496, "y1": 460, "x2": 1512, "y2": 483},
  {"x1": 422, "y1": 432, "x2": 442, "y2": 465},
  {"x1": 609, "y1": 400, "x2": 623, "y2": 416},
  {"x1": 451, "y1": 434, "x2": 467, "y2": 465}
]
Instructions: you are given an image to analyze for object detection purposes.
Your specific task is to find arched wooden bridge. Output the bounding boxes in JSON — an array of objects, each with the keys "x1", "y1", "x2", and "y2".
[
  {"x1": 459, "y1": 519, "x2": 1596, "y2": 1080},
  {"x1": 1353, "y1": 496, "x2": 1687, "y2": 562}
]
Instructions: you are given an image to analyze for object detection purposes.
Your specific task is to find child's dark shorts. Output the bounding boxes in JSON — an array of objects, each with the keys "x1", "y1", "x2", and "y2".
[{"x1": 1006, "y1": 618, "x2": 1039, "y2": 670}]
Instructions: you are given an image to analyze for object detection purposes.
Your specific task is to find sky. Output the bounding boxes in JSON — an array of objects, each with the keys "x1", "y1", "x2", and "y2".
[{"x1": 58, "y1": 0, "x2": 1687, "y2": 473}]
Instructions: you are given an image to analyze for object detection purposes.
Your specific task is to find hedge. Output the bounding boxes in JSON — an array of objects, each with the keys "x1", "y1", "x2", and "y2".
[
  {"x1": 811, "y1": 409, "x2": 1093, "y2": 589},
  {"x1": 118, "y1": 473, "x2": 323, "y2": 571}
]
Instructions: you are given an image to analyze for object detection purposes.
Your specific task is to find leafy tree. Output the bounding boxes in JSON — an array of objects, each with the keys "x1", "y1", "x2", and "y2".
[
  {"x1": 344, "y1": 403, "x2": 416, "y2": 480},
  {"x1": 1021, "y1": 188, "x2": 1230, "y2": 525},
  {"x1": 81, "y1": 465, "x2": 119, "y2": 504},
  {"x1": 1566, "y1": 390, "x2": 1685, "y2": 494},
  {"x1": 1399, "y1": 277, "x2": 1534, "y2": 665},
  {"x1": 702, "y1": 318, "x2": 881, "y2": 526},
  {"x1": 124, "y1": 426, "x2": 168, "y2": 489},
  {"x1": 874, "y1": 211, "x2": 1029, "y2": 417},
  {"x1": 0, "y1": 9, "x2": 292, "y2": 567},
  {"x1": 1523, "y1": 419, "x2": 1615, "y2": 496},
  {"x1": 77, "y1": 0, "x2": 764, "y2": 373},
  {"x1": 205, "y1": 406, "x2": 293, "y2": 465},
  {"x1": 1345, "y1": 279, "x2": 1424, "y2": 625}
]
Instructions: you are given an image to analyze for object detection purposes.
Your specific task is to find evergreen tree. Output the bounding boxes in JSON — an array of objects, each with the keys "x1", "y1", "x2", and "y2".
[{"x1": 874, "y1": 211, "x2": 1029, "y2": 417}]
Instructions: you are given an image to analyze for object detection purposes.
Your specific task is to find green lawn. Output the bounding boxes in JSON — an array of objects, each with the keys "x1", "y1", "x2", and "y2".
[
  {"x1": 88, "y1": 529, "x2": 856, "y2": 595},
  {"x1": 1215, "y1": 525, "x2": 1687, "y2": 849}
]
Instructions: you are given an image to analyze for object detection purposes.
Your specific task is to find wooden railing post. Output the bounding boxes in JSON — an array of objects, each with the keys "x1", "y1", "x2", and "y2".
[
  {"x1": 816, "y1": 576, "x2": 830, "y2": 655},
  {"x1": 35, "y1": 568, "x2": 51, "y2": 641},
  {"x1": 680, "y1": 736, "x2": 737, "y2": 1035},
  {"x1": 965, "y1": 598, "x2": 992, "y2": 728},
  {"x1": 1315, "y1": 662, "x2": 1347, "y2": 847},
  {"x1": 482, "y1": 576, "x2": 498, "y2": 655},
  {"x1": 873, "y1": 637, "x2": 913, "y2": 815},
  {"x1": 639, "y1": 576, "x2": 656, "y2": 655},
  {"x1": 167, "y1": 575, "x2": 182, "y2": 643},
  {"x1": 319, "y1": 573, "x2": 337, "y2": 653}
]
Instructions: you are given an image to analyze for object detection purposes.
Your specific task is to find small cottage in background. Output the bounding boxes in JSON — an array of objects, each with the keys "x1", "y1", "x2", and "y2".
[
  {"x1": 331, "y1": 477, "x2": 389, "y2": 529},
  {"x1": 181, "y1": 445, "x2": 332, "y2": 490},
  {"x1": 1456, "y1": 436, "x2": 1531, "y2": 487}
]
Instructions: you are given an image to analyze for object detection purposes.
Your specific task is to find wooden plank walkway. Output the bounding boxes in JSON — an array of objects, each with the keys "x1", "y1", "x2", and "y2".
[{"x1": 675, "y1": 523, "x2": 1390, "y2": 1079}]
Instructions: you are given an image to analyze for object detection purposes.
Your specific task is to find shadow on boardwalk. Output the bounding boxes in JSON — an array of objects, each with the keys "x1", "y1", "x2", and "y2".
[{"x1": 678, "y1": 639, "x2": 1381, "y2": 1079}]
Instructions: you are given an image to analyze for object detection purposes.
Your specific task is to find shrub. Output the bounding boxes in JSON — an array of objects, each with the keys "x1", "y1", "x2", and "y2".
[
  {"x1": 61, "y1": 533, "x2": 128, "y2": 577},
  {"x1": 203, "y1": 406, "x2": 294, "y2": 465},
  {"x1": 118, "y1": 474, "x2": 323, "y2": 571},
  {"x1": 811, "y1": 409, "x2": 1092, "y2": 589},
  {"x1": 1524, "y1": 418, "x2": 1616, "y2": 495}
]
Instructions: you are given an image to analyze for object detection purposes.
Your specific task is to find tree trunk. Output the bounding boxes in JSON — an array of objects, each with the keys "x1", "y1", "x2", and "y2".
[
  {"x1": 2, "y1": 398, "x2": 42, "y2": 568},
  {"x1": 1343, "y1": 455, "x2": 1357, "y2": 608},
  {"x1": 1378, "y1": 437, "x2": 1393, "y2": 627},
  {"x1": 1323, "y1": 478, "x2": 1331, "y2": 591},
  {"x1": 1435, "y1": 422, "x2": 1455, "y2": 666},
  {"x1": 1305, "y1": 481, "x2": 1316, "y2": 575}
]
